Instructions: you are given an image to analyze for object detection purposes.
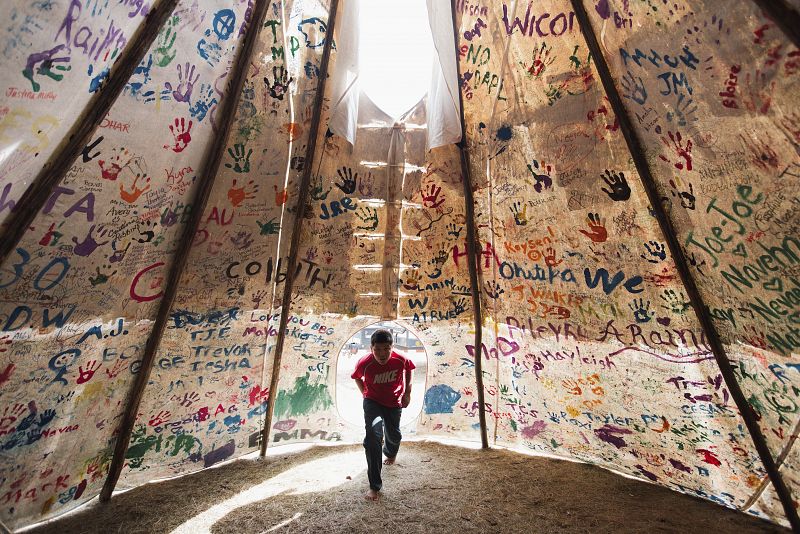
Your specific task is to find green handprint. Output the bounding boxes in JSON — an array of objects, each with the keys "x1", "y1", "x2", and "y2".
[
  {"x1": 154, "y1": 15, "x2": 179, "y2": 67},
  {"x1": 355, "y1": 206, "x2": 379, "y2": 231},
  {"x1": 310, "y1": 175, "x2": 331, "y2": 200},
  {"x1": 225, "y1": 143, "x2": 252, "y2": 173},
  {"x1": 257, "y1": 217, "x2": 280, "y2": 235},
  {"x1": 22, "y1": 45, "x2": 71, "y2": 92}
]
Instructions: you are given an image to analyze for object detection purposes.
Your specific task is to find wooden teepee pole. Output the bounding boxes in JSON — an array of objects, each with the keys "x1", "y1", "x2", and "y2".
[
  {"x1": 450, "y1": 0, "x2": 488, "y2": 449},
  {"x1": 99, "y1": 0, "x2": 272, "y2": 502},
  {"x1": 259, "y1": 0, "x2": 340, "y2": 457},
  {"x1": 571, "y1": 0, "x2": 800, "y2": 529},
  {"x1": 0, "y1": 0, "x2": 181, "y2": 267}
]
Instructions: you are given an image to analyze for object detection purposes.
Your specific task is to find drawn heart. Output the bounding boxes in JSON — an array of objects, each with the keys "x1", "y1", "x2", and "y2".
[
  {"x1": 657, "y1": 316, "x2": 671, "y2": 326},
  {"x1": 732, "y1": 243, "x2": 748, "y2": 257},
  {"x1": 763, "y1": 278, "x2": 784, "y2": 292}
]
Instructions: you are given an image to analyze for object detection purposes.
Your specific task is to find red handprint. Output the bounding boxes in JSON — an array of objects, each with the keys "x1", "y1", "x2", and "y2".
[
  {"x1": 227, "y1": 179, "x2": 258, "y2": 207},
  {"x1": 76, "y1": 360, "x2": 100, "y2": 384},
  {"x1": 104, "y1": 359, "x2": 128, "y2": 379},
  {"x1": 0, "y1": 403, "x2": 26, "y2": 431},
  {"x1": 273, "y1": 185, "x2": 288, "y2": 206},
  {"x1": 578, "y1": 213, "x2": 608, "y2": 243},
  {"x1": 544, "y1": 247, "x2": 562, "y2": 267},
  {"x1": 98, "y1": 148, "x2": 131, "y2": 181},
  {"x1": 421, "y1": 183, "x2": 445, "y2": 209},
  {"x1": 658, "y1": 131, "x2": 693, "y2": 171},
  {"x1": 165, "y1": 117, "x2": 193, "y2": 153},
  {"x1": 0, "y1": 363, "x2": 15, "y2": 387},
  {"x1": 148, "y1": 410, "x2": 172, "y2": 427}
]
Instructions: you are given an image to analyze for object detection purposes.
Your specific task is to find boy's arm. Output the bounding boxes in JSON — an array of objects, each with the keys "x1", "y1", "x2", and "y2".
[
  {"x1": 401, "y1": 369, "x2": 412, "y2": 407},
  {"x1": 354, "y1": 378, "x2": 365, "y2": 395}
]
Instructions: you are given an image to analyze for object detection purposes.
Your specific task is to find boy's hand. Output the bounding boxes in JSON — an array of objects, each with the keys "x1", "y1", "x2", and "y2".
[{"x1": 401, "y1": 392, "x2": 411, "y2": 408}]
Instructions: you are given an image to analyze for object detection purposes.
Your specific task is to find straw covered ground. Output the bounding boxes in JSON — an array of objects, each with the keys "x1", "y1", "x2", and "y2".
[{"x1": 29, "y1": 441, "x2": 782, "y2": 533}]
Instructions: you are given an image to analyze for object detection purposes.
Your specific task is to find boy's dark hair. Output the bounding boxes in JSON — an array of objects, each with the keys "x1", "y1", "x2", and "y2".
[{"x1": 370, "y1": 329, "x2": 393, "y2": 345}]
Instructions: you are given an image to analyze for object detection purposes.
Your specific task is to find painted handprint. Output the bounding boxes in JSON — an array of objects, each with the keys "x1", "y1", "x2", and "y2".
[
  {"x1": 668, "y1": 179, "x2": 696, "y2": 210},
  {"x1": 688, "y1": 252, "x2": 706, "y2": 276},
  {"x1": 739, "y1": 134, "x2": 779, "y2": 171},
  {"x1": 447, "y1": 223, "x2": 463, "y2": 238},
  {"x1": 120, "y1": 173, "x2": 151, "y2": 204},
  {"x1": 189, "y1": 83, "x2": 217, "y2": 122},
  {"x1": 165, "y1": 117, "x2": 193, "y2": 153},
  {"x1": 335, "y1": 166, "x2": 357, "y2": 194},
  {"x1": 0, "y1": 403, "x2": 26, "y2": 431},
  {"x1": 660, "y1": 289, "x2": 690, "y2": 314},
  {"x1": 510, "y1": 201, "x2": 528, "y2": 225},
  {"x1": 527, "y1": 159, "x2": 552, "y2": 192},
  {"x1": 98, "y1": 147, "x2": 131, "y2": 181},
  {"x1": 225, "y1": 143, "x2": 252, "y2": 173},
  {"x1": 0, "y1": 363, "x2": 14, "y2": 387},
  {"x1": 484, "y1": 280, "x2": 504, "y2": 298},
  {"x1": 227, "y1": 179, "x2": 258, "y2": 207},
  {"x1": 620, "y1": 71, "x2": 647, "y2": 105},
  {"x1": 89, "y1": 265, "x2": 116, "y2": 286},
  {"x1": 148, "y1": 410, "x2": 172, "y2": 427},
  {"x1": 544, "y1": 247, "x2": 562, "y2": 267},
  {"x1": 310, "y1": 175, "x2": 332, "y2": 200},
  {"x1": 578, "y1": 213, "x2": 608, "y2": 243},
  {"x1": 264, "y1": 66, "x2": 294, "y2": 100},
  {"x1": 358, "y1": 172, "x2": 375, "y2": 197},
  {"x1": 22, "y1": 44, "x2": 71, "y2": 92},
  {"x1": 628, "y1": 298, "x2": 653, "y2": 323},
  {"x1": 154, "y1": 15, "x2": 179, "y2": 66},
  {"x1": 256, "y1": 217, "x2": 280, "y2": 235},
  {"x1": 659, "y1": 131, "x2": 693, "y2": 171},
  {"x1": 72, "y1": 225, "x2": 109, "y2": 257},
  {"x1": 641, "y1": 241, "x2": 667, "y2": 263},
  {"x1": 421, "y1": 183, "x2": 445, "y2": 209},
  {"x1": 273, "y1": 185, "x2": 288, "y2": 206},
  {"x1": 76, "y1": 360, "x2": 101, "y2": 384},
  {"x1": 522, "y1": 42, "x2": 554, "y2": 78},
  {"x1": 742, "y1": 69, "x2": 775, "y2": 114},
  {"x1": 665, "y1": 93, "x2": 697, "y2": 126},
  {"x1": 451, "y1": 298, "x2": 468, "y2": 315},
  {"x1": 356, "y1": 206, "x2": 379, "y2": 231},
  {"x1": 600, "y1": 170, "x2": 630, "y2": 201},
  {"x1": 197, "y1": 38, "x2": 222, "y2": 66},
  {"x1": 252, "y1": 289, "x2": 268, "y2": 308},
  {"x1": 165, "y1": 63, "x2": 199, "y2": 103}
]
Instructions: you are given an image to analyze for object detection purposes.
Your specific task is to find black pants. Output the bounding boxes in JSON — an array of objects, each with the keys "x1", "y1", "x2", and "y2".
[{"x1": 363, "y1": 398, "x2": 402, "y2": 491}]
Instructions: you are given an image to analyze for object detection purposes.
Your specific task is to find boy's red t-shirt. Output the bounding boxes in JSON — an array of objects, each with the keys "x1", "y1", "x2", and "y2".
[{"x1": 351, "y1": 351, "x2": 415, "y2": 408}]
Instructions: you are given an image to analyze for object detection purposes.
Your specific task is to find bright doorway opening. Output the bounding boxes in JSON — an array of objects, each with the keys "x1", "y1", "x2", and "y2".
[{"x1": 335, "y1": 321, "x2": 427, "y2": 428}]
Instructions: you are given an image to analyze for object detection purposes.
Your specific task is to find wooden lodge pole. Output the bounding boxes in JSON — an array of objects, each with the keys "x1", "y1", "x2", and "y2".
[
  {"x1": 259, "y1": 0, "x2": 340, "y2": 457},
  {"x1": 570, "y1": 0, "x2": 800, "y2": 529},
  {"x1": 0, "y1": 0, "x2": 181, "y2": 267},
  {"x1": 99, "y1": 0, "x2": 272, "y2": 502}
]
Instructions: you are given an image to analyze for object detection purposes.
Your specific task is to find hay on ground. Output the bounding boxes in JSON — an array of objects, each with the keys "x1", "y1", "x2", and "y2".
[{"x1": 29, "y1": 441, "x2": 783, "y2": 533}]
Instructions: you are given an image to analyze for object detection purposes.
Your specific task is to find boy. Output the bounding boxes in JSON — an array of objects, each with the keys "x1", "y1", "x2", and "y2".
[{"x1": 351, "y1": 328, "x2": 415, "y2": 501}]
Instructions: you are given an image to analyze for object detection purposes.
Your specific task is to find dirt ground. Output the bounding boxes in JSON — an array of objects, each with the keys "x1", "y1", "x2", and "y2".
[{"x1": 28, "y1": 441, "x2": 783, "y2": 533}]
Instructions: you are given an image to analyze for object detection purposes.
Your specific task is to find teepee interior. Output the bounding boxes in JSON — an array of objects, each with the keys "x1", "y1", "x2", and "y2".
[{"x1": 1, "y1": 0, "x2": 799, "y2": 531}]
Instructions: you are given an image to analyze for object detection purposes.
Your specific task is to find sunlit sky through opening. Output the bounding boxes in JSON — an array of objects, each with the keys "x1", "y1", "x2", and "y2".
[{"x1": 358, "y1": 0, "x2": 435, "y2": 120}]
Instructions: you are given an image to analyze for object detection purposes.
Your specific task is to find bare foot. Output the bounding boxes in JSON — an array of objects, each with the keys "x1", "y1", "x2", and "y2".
[
  {"x1": 383, "y1": 456, "x2": 395, "y2": 465},
  {"x1": 364, "y1": 489, "x2": 380, "y2": 501}
]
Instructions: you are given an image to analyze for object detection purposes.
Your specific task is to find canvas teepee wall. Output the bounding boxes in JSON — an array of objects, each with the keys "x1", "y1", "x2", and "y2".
[{"x1": 0, "y1": 0, "x2": 798, "y2": 530}]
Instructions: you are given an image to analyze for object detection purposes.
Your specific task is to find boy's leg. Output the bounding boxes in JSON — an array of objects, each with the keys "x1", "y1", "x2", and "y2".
[
  {"x1": 382, "y1": 406, "x2": 403, "y2": 462},
  {"x1": 362, "y1": 399, "x2": 384, "y2": 493}
]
